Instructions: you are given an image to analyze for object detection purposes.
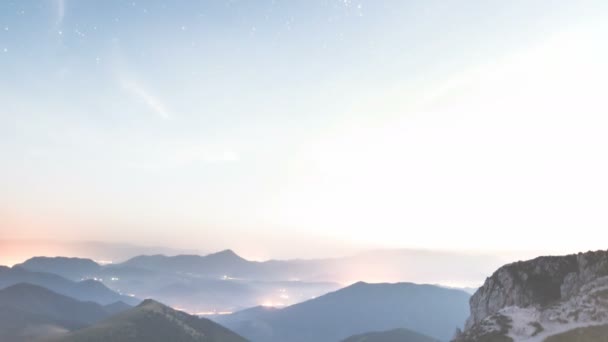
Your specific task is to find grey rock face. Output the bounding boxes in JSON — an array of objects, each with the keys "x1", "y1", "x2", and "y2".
[{"x1": 466, "y1": 250, "x2": 608, "y2": 329}]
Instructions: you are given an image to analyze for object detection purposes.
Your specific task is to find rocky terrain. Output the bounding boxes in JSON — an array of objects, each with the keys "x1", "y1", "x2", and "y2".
[{"x1": 455, "y1": 250, "x2": 608, "y2": 341}]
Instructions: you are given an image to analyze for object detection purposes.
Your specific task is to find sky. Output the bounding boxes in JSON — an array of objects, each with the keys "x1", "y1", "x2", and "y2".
[{"x1": 1, "y1": 0, "x2": 608, "y2": 261}]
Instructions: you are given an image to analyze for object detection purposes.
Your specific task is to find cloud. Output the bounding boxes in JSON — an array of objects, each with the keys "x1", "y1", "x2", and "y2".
[{"x1": 120, "y1": 78, "x2": 171, "y2": 120}]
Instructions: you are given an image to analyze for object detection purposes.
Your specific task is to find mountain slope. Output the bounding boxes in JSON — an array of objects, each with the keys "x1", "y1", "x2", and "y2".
[
  {"x1": 56, "y1": 299, "x2": 248, "y2": 342},
  {"x1": 455, "y1": 250, "x2": 608, "y2": 342},
  {"x1": 544, "y1": 324, "x2": 608, "y2": 342},
  {"x1": 0, "y1": 283, "x2": 109, "y2": 324},
  {"x1": 341, "y1": 328, "x2": 440, "y2": 342},
  {"x1": 216, "y1": 282, "x2": 470, "y2": 342},
  {"x1": 0, "y1": 306, "x2": 83, "y2": 342},
  {"x1": 0, "y1": 283, "x2": 116, "y2": 342}
]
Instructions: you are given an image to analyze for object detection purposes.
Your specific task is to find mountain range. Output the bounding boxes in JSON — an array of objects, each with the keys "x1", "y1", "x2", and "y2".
[{"x1": 12, "y1": 249, "x2": 494, "y2": 313}]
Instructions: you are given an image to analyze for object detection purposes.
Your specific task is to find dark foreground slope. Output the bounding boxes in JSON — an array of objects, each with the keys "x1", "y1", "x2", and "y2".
[
  {"x1": 56, "y1": 299, "x2": 248, "y2": 342},
  {"x1": 217, "y1": 282, "x2": 470, "y2": 342},
  {"x1": 0, "y1": 283, "x2": 117, "y2": 342},
  {"x1": 544, "y1": 324, "x2": 608, "y2": 342},
  {"x1": 341, "y1": 328, "x2": 440, "y2": 342}
]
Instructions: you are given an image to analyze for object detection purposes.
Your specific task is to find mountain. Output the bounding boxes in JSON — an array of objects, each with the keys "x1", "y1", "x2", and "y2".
[
  {"x1": 0, "y1": 266, "x2": 139, "y2": 305},
  {"x1": 16, "y1": 257, "x2": 101, "y2": 281},
  {"x1": 454, "y1": 250, "x2": 608, "y2": 342},
  {"x1": 341, "y1": 328, "x2": 440, "y2": 342},
  {"x1": 0, "y1": 283, "x2": 115, "y2": 341},
  {"x1": 215, "y1": 282, "x2": 470, "y2": 342},
  {"x1": 56, "y1": 299, "x2": 248, "y2": 342}
]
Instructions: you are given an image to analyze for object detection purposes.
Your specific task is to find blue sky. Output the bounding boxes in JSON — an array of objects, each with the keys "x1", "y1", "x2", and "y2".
[{"x1": 1, "y1": 1, "x2": 608, "y2": 259}]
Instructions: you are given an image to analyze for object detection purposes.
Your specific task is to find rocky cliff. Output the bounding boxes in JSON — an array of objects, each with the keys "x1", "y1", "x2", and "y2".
[{"x1": 457, "y1": 250, "x2": 608, "y2": 342}]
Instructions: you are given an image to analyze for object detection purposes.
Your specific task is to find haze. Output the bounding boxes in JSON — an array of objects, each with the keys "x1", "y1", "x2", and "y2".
[{"x1": 2, "y1": 0, "x2": 608, "y2": 263}]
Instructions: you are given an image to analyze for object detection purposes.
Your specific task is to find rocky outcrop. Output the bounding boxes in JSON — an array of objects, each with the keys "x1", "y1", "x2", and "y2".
[{"x1": 466, "y1": 251, "x2": 608, "y2": 329}]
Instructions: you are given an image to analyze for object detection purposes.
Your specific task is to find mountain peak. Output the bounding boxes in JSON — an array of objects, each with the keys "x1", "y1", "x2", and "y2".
[
  {"x1": 138, "y1": 298, "x2": 163, "y2": 308},
  {"x1": 65, "y1": 298, "x2": 248, "y2": 342},
  {"x1": 207, "y1": 249, "x2": 245, "y2": 261}
]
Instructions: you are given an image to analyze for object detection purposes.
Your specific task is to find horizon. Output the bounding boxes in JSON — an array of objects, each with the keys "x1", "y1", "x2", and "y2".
[
  {"x1": 0, "y1": 238, "x2": 582, "y2": 289},
  {"x1": 0, "y1": 237, "x2": 567, "y2": 264}
]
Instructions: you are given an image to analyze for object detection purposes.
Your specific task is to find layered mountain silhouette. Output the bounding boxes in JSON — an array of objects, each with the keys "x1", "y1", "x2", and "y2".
[
  {"x1": 0, "y1": 283, "x2": 129, "y2": 341},
  {"x1": 55, "y1": 299, "x2": 248, "y2": 342},
  {"x1": 215, "y1": 281, "x2": 470, "y2": 342},
  {"x1": 15, "y1": 253, "x2": 340, "y2": 312},
  {"x1": 14, "y1": 248, "x2": 498, "y2": 314},
  {"x1": 341, "y1": 328, "x2": 440, "y2": 342},
  {"x1": 18, "y1": 248, "x2": 503, "y2": 284},
  {"x1": 8, "y1": 249, "x2": 608, "y2": 341},
  {"x1": 0, "y1": 266, "x2": 138, "y2": 305}
]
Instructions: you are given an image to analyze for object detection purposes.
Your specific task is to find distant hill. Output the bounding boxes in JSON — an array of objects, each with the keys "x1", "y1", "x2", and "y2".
[
  {"x1": 120, "y1": 250, "x2": 257, "y2": 278},
  {"x1": 215, "y1": 282, "x2": 470, "y2": 342},
  {"x1": 0, "y1": 283, "x2": 115, "y2": 341},
  {"x1": 16, "y1": 256, "x2": 101, "y2": 281},
  {"x1": 341, "y1": 328, "x2": 440, "y2": 342},
  {"x1": 1, "y1": 239, "x2": 200, "y2": 267},
  {"x1": 0, "y1": 266, "x2": 139, "y2": 305},
  {"x1": 56, "y1": 299, "x2": 248, "y2": 342}
]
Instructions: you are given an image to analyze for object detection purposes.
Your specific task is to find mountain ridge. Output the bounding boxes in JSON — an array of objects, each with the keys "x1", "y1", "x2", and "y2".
[
  {"x1": 55, "y1": 298, "x2": 248, "y2": 342},
  {"x1": 216, "y1": 281, "x2": 470, "y2": 342}
]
